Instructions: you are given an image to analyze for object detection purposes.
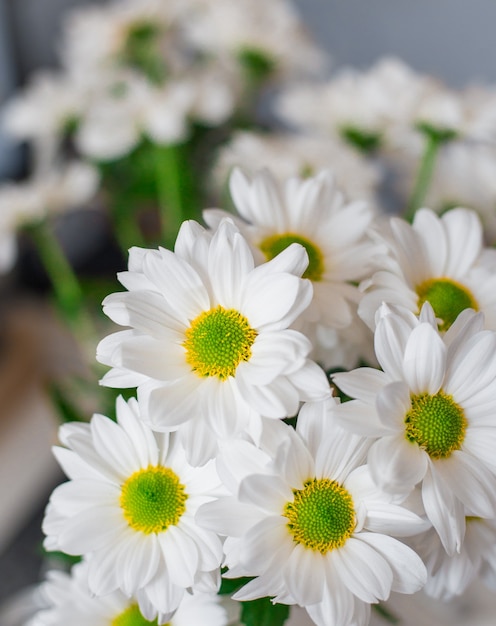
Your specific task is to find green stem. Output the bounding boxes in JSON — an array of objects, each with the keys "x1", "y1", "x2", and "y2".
[
  {"x1": 404, "y1": 132, "x2": 440, "y2": 223},
  {"x1": 155, "y1": 143, "x2": 186, "y2": 249},
  {"x1": 28, "y1": 220, "x2": 96, "y2": 347},
  {"x1": 110, "y1": 192, "x2": 147, "y2": 256}
]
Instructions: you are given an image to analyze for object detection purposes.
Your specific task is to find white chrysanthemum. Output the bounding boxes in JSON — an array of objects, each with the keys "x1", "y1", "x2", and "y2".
[
  {"x1": 60, "y1": 0, "x2": 190, "y2": 80},
  {"x1": 2, "y1": 71, "x2": 85, "y2": 144},
  {"x1": 42, "y1": 396, "x2": 223, "y2": 618},
  {"x1": 359, "y1": 207, "x2": 496, "y2": 332},
  {"x1": 184, "y1": 0, "x2": 326, "y2": 80},
  {"x1": 197, "y1": 398, "x2": 427, "y2": 626},
  {"x1": 27, "y1": 561, "x2": 228, "y2": 626},
  {"x1": 410, "y1": 515, "x2": 496, "y2": 601},
  {"x1": 333, "y1": 302, "x2": 496, "y2": 555},
  {"x1": 425, "y1": 141, "x2": 496, "y2": 244},
  {"x1": 211, "y1": 131, "x2": 380, "y2": 207},
  {"x1": 275, "y1": 58, "x2": 430, "y2": 153},
  {"x1": 75, "y1": 73, "x2": 194, "y2": 161},
  {"x1": 97, "y1": 218, "x2": 330, "y2": 465},
  {"x1": 0, "y1": 161, "x2": 99, "y2": 273},
  {"x1": 204, "y1": 169, "x2": 380, "y2": 346}
]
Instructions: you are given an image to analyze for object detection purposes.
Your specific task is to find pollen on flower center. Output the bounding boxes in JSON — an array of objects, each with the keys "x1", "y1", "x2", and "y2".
[
  {"x1": 283, "y1": 478, "x2": 356, "y2": 554},
  {"x1": 112, "y1": 603, "x2": 161, "y2": 626},
  {"x1": 404, "y1": 391, "x2": 467, "y2": 459},
  {"x1": 416, "y1": 277, "x2": 478, "y2": 331},
  {"x1": 120, "y1": 466, "x2": 187, "y2": 535},
  {"x1": 259, "y1": 232, "x2": 324, "y2": 282},
  {"x1": 183, "y1": 305, "x2": 258, "y2": 380}
]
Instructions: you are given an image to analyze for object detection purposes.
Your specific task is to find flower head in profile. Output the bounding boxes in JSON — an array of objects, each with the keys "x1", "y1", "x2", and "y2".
[
  {"x1": 198, "y1": 399, "x2": 427, "y2": 626},
  {"x1": 42, "y1": 397, "x2": 223, "y2": 618},
  {"x1": 26, "y1": 560, "x2": 228, "y2": 626},
  {"x1": 97, "y1": 218, "x2": 330, "y2": 465},
  {"x1": 333, "y1": 302, "x2": 496, "y2": 554},
  {"x1": 204, "y1": 169, "x2": 380, "y2": 368},
  {"x1": 359, "y1": 207, "x2": 496, "y2": 332}
]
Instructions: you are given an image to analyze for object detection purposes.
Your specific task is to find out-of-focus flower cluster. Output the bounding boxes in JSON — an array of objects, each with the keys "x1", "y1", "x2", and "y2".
[{"x1": 3, "y1": 1, "x2": 496, "y2": 626}]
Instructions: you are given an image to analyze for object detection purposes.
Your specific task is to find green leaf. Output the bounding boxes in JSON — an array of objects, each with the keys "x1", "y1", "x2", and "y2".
[
  {"x1": 240, "y1": 598, "x2": 290, "y2": 626},
  {"x1": 218, "y1": 574, "x2": 254, "y2": 595}
]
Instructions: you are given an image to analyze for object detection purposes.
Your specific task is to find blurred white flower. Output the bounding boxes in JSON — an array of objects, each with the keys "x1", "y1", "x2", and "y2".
[
  {"x1": 27, "y1": 560, "x2": 228, "y2": 626},
  {"x1": 411, "y1": 515, "x2": 496, "y2": 601},
  {"x1": 212, "y1": 131, "x2": 380, "y2": 206},
  {"x1": 184, "y1": 0, "x2": 327, "y2": 80}
]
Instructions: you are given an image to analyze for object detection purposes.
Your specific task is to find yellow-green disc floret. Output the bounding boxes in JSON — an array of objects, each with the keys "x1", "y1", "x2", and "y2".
[
  {"x1": 416, "y1": 277, "x2": 478, "y2": 331},
  {"x1": 405, "y1": 391, "x2": 467, "y2": 459},
  {"x1": 284, "y1": 478, "x2": 356, "y2": 554},
  {"x1": 120, "y1": 466, "x2": 187, "y2": 534},
  {"x1": 259, "y1": 232, "x2": 325, "y2": 282},
  {"x1": 112, "y1": 603, "x2": 161, "y2": 626},
  {"x1": 183, "y1": 305, "x2": 258, "y2": 380}
]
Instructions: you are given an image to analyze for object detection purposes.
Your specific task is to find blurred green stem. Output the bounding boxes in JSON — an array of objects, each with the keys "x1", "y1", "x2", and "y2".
[
  {"x1": 155, "y1": 143, "x2": 193, "y2": 249},
  {"x1": 404, "y1": 132, "x2": 440, "y2": 223},
  {"x1": 28, "y1": 220, "x2": 96, "y2": 349}
]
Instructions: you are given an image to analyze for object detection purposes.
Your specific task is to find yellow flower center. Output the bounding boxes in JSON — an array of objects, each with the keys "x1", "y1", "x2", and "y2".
[
  {"x1": 120, "y1": 466, "x2": 187, "y2": 534},
  {"x1": 112, "y1": 604, "x2": 162, "y2": 626},
  {"x1": 284, "y1": 478, "x2": 356, "y2": 554},
  {"x1": 183, "y1": 305, "x2": 258, "y2": 380},
  {"x1": 416, "y1": 277, "x2": 478, "y2": 331},
  {"x1": 259, "y1": 232, "x2": 324, "y2": 282},
  {"x1": 404, "y1": 391, "x2": 467, "y2": 459}
]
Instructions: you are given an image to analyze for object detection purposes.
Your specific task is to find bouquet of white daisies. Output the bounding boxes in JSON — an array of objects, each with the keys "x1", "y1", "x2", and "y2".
[{"x1": 3, "y1": 1, "x2": 496, "y2": 626}]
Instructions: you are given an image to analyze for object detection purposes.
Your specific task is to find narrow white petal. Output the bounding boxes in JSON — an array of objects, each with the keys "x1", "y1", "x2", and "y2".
[
  {"x1": 332, "y1": 368, "x2": 389, "y2": 404},
  {"x1": 358, "y1": 532, "x2": 427, "y2": 594},
  {"x1": 368, "y1": 435, "x2": 428, "y2": 495},
  {"x1": 421, "y1": 463, "x2": 465, "y2": 555},
  {"x1": 333, "y1": 536, "x2": 393, "y2": 603},
  {"x1": 402, "y1": 324, "x2": 446, "y2": 395},
  {"x1": 283, "y1": 543, "x2": 325, "y2": 605}
]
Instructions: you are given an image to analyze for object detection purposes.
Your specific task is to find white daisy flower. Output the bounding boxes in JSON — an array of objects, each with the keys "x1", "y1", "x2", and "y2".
[
  {"x1": 184, "y1": 0, "x2": 327, "y2": 81},
  {"x1": 97, "y1": 218, "x2": 330, "y2": 465},
  {"x1": 359, "y1": 207, "x2": 496, "y2": 332},
  {"x1": 211, "y1": 131, "x2": 380, "y2": 207},
  {"x1": 197, "y1": 398, "x2": 427, "y2": 626},
  {"x1": 425, "y1": 141, "x2": 496, "y2": 244},
  {"x1": 42, "y1": 396, "x2": 223, "y2": 617},
  {"x1": 27, "y1": 561, "x2": 228, "y2": 626},
  {"x1": 410, "y1": 515, "x2": 496, "y2": 601},
  {"x1": 205, "y1": 168, "x2": 380, "y2": 332},
  {"x1": 333, "y1": 302, "x2": 496, "y2": 555}
]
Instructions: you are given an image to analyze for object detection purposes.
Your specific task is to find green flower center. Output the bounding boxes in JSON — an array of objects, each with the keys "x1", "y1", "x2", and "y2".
[
  {"x1": 404, "y1": 391, "x2": 467, "y2": 459},
  {"x1": 416, "y1": 277, "x2": 478, "y2": 331},
  {"x1": 120, "y1": 466, "x2": 187, "y2": 534},
  {"x1": 284, "y1": 478, "x2": 356, "y2": 554},
  {"x1": 183, "y1": 305, "x2": 258, "y2": 380},
  {"x1": 112, "y1": 604, "x2": 162, "y2": 626},
  {"x1": 340, "y1": 125, "x2": 382, "y2": 153},
  {"x1": 121, "y1": 21, "x2": 166, "y2": 85},
  {"x1": 259, "y1": 232, "x2": 324, "y2": 281}
]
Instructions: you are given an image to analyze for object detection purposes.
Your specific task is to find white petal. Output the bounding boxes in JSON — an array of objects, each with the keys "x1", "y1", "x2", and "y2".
[
  {"x1": 239, "y1": 474, "x2": 293, "y2": 512},
  {"x1": 333, "y1": 536, "x2": 393, "y2": 603},
  {"x1": 433, "y1": 451, "x2": 496, "y2": 518},
  {"x1": 332, "y1": 368, "x2": 389, "y2": 404},
  {"x1": 283, "y1": 543, "x2": 325, "y2": 605},
  {"x1": 421, "y1": 462, "x2": 465, "y2": 555},
  {"x1": 402, "y1": 324, "x2": 446, "y2": 395},
  {"x1": 368, "y1": 435, "x2": 428, "y2": 495},
  {"x1": 357, "y1": 532, "x2": 427, "y2": 594}
]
